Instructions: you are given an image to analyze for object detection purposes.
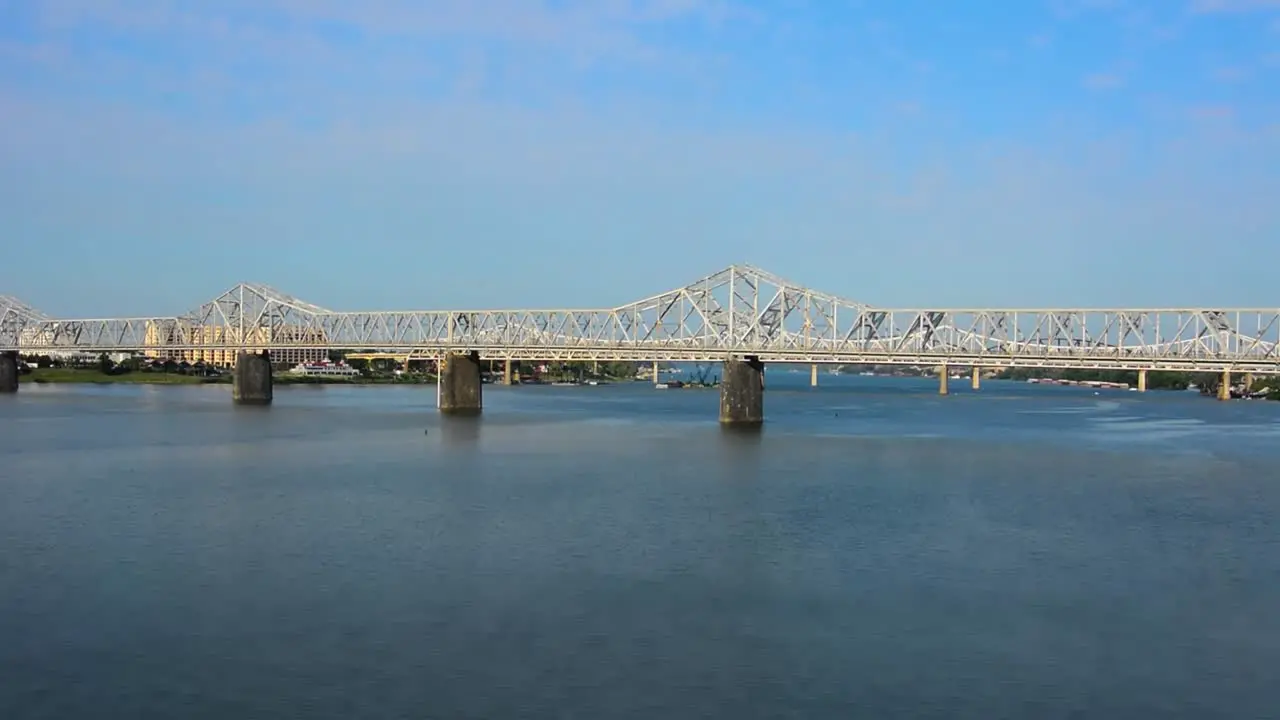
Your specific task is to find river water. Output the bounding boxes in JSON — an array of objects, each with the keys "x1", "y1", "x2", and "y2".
[{"x1": 1, "y1": 373, "x2": 1278, "y2": 718}]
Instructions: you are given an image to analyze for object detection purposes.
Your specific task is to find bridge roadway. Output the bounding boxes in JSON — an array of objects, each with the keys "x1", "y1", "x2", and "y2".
[{"x1": 3, "y1": 265, "x2": 1279, "y2": 421}]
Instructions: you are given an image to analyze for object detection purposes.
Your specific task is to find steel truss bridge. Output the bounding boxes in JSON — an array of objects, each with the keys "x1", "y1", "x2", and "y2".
[{"x1": 3, "y1": 265, "x2": 1280, "y2": 373}]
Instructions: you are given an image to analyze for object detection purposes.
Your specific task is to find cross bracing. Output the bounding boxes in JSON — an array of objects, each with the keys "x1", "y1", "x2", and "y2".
[{"x1": 4, "y1": 265, "x2": 1280, "y2": 372}]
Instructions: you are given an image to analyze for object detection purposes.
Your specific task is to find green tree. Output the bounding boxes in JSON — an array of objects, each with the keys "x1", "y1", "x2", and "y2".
[{"x1": 601, "y1": 361, "x2": 638, "y2": 379}]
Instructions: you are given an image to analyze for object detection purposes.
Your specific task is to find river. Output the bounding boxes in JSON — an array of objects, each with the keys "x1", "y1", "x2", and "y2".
[{"x1": 1, "y1": 373, "x2": 1277, "y2": 718}]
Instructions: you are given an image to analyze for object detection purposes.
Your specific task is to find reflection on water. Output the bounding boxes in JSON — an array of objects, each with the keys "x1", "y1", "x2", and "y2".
[
  {"x1": 1, "y1": 376, "x2": 1278, "y2": 719},
  {"x1": 438, "y1": 413, "x2": 483, "y2": 446}
]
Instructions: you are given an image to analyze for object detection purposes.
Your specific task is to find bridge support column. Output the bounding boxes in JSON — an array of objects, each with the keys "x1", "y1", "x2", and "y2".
[
  {"x1": 938, "y1": 365, "x2": 949, "y2": 396},
  {"x1": 652, "y1": 360, "x2": 660, "y2": 385},
  {"x1": 720, "y1": 355, "x2": 764, "y2": 426},
  {"x1": 503, "y1": 359, "x2": 514, "y2": 386},
  {"x1": 971, "y1": 367, "x2": 981, "y2": 391},
  {"x1": 1244, "y1": 372, "x2": 1255, "y2": 392},
  {"x1": 439, "y1": 351, "x2": 482, "y2": 414},
  {"x1": 0, "y1": 351, "x2": 18, "y2": 393},
  {"x1": 1137, "y1": 369, "x2": 1147, "y2": 393},
  {"x1": 232, "y1": 351, "x2": 273, "y2": 405},
  {"x1": 810, "y1": 363, "x2": 818, "y2": 387},
  {"x1": 1218, "y1": 370, "x2": 1231, "y2": 401}
]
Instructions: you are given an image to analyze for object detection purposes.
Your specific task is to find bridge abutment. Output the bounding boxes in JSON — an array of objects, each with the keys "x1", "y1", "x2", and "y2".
[
  {"x1": 439, "y1": 351, "x2": 482, "y2": 414},
  {"x1": 720, "y1": 355, "x2": 764, "y2": 426},
  {"x1": 0, "y1": 351, "x2": 18, "y2": 393},
  {"x1": 233, "y1": 351, "x2": 273, "y2": 405}
]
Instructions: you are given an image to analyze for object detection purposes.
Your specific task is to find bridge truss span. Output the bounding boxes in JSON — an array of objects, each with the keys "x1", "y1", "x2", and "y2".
[{"x1": 3, "y1": 266, "x2": 1279, "y2": 372}]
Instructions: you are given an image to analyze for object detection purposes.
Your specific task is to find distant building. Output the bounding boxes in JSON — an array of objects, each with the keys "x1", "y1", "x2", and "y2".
[
  {"x1": 18, "y1": 325, "x2": 59, "y2": 348},
  {"x1": 143, "y1": 321, "x2": 329, "y2": 368},
  {"x1": 17, "y1": 325, "x2": 133, "y2": 363}
]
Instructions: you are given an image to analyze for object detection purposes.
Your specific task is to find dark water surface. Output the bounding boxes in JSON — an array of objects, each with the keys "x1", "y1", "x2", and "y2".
[{"x1": 2, "y1": 374, "x2": 1278, "y2": 718}]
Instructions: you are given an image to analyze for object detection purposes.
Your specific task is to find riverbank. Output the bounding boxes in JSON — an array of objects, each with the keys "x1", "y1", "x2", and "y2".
[
  {"x1": 22, "y1": 369, "x2": 215, "y2": 385},
  {"x1": 18, "y1": 369, "x2": 434, "y2": 385}
]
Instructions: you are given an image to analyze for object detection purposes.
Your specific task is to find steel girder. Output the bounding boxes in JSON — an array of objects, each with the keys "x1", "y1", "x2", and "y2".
[{"x1": 4, "y1": 266, "x2": 1280, "y2": 372}]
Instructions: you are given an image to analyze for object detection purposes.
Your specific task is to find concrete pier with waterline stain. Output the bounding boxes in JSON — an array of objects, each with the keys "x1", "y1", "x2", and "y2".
[
  {"x1": 0, "y1": 351, "x2": 18, "y2": 393},
  {"x1": 438, "y1": 351, "x2": 483, "y2": 414},
  {"x1": 719, "y1": 355, "x2": 764, "y2": 426},
  {"x1": 233, "y1": 351, "x2": 273, "y2": 405}
]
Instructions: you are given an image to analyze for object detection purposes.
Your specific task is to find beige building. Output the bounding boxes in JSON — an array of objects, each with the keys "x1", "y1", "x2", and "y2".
[
  {"x1": 144, "y1": 321, "x2": 329, "y2": 367},
  {"x1": 18, "y1": 325, "x2": 58, "y2": 347}
]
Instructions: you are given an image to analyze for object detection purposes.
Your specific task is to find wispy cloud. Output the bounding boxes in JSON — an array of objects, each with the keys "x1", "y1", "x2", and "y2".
[
  {"x1": 2, "y1": 0, "x2": 1278, "y2": 311},
  {"x1": 31, "y1": 0, "x2": 757, "y2": 64},
  {"x1": 1083, "y1": 72, "x2": 1126, "y2": 90},
  {"x1": 1189, "y1": 0, "x2": 1280, "y2": 13},
  {"x1": 1048, "y1": 0, "x2": 1129, "y2": 18},
  {"x1": 4, "y1": 0, "x2": 764, "y2": 131},
  {"x1": 1211, "y1": 65, "x2": 1250, "y2": 82},
  {"x1": 1188, "y1": 103, "x2": 1238, "y2": 120}
]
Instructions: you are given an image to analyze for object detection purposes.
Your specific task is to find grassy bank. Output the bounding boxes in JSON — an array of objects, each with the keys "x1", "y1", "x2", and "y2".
[{"x1": 23, "y1": 369, "x2": 216, "y2": 385}]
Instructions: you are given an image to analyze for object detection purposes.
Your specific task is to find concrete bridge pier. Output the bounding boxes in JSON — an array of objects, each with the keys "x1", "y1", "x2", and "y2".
[
  {"x1": 810, "y1": 363, "x2": 819, "y2": 387},
  {"x1": 720, "y1": 355, "x2": 764, "y2": 426},
  {"x1": 1218, "y1": 370, "x2": 1231, "y2": 401},
  {"x1": 439, "y1": 351, "x2": 482, "y2": 414},
  {"x1": 232, "y1": 351, "x2": 273, "y2": 405},
  {"x1": 503, "y1": 359, "x2": 514, "y2": 386},
  {"x1": 971, "y1": 367, "x2": 981, "y2": 391},
  {"x1": 938, "y1": 365, "x2": 949, "y2": 396},
  {"x1": 1, "y1": 351, "x2": 18, "y2": 393},
  {"x1": 1137, "y1": 369, "x2": 1148, "y2": 392}
]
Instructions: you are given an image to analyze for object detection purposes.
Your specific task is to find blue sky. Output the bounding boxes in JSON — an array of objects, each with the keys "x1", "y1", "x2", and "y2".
[{"x1": 1, "y1": 0, "x2": 1277, "y2": 316}]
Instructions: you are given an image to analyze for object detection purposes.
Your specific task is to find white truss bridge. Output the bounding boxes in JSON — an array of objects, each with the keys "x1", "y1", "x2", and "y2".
[{"x1": 3, "y1": 265, "x2": 1280, "y2": 372}]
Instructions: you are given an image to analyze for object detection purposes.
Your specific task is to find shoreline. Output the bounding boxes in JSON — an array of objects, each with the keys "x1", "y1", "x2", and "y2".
[{"x1": 18, "y1": 369, "x2": 639, "y2": 387}]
